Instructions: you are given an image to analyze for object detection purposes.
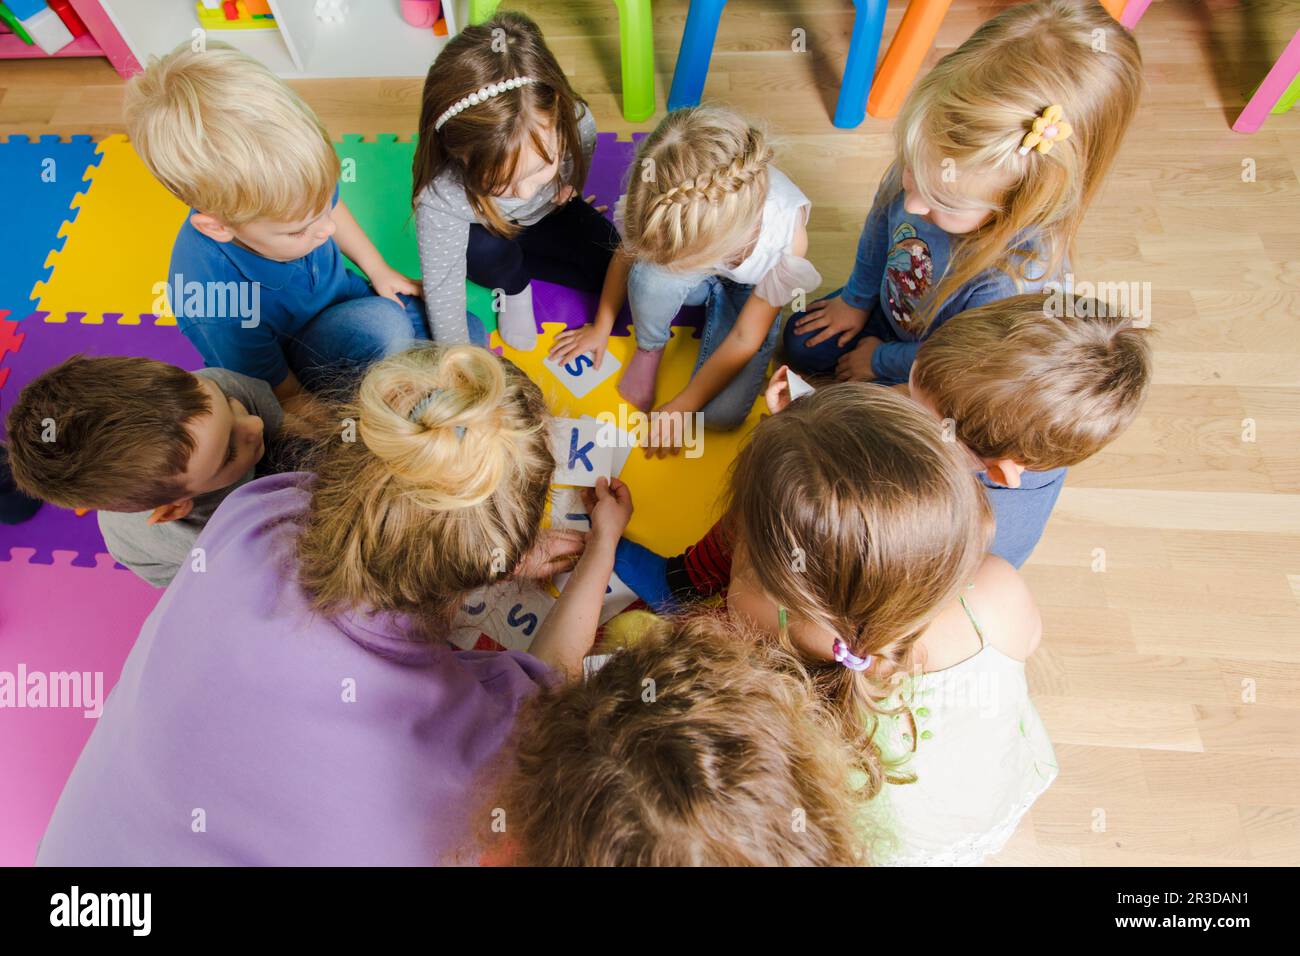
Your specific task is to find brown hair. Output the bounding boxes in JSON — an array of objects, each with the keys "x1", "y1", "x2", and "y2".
[
  {"x1": 891, "y1": 0, "x2": 1143, "y2": 331},
  {"x1": 727, "y1": 384, "x2": 991, "y2": 791},
  {"x1": 412, "y1": 11, "x2": 588, "y2": 238},
  {"x1": 480, "y1": 612, "x2": 872, "y2": 866},
  {"x1": 296, "y1": 345, "x2": 554, "y2": 637},
  {"x1": 913, "y1": 293, "x2": 1153, "y2": 471},
  {"x1": 4, "y1": 355, "x2": 211, "y2": 512},
  {"x1": 620, "y1": 105, "x2": 774, "y2": 272}
]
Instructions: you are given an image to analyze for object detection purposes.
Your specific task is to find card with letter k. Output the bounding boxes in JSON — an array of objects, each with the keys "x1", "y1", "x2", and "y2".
[{"x1": 550, "y1": 417, "x2": 614, "y2": 487}]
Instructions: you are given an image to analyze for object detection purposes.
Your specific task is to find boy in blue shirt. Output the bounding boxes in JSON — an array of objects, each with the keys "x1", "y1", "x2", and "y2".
[{"x1": 125, "y1": 43, "x2": 431, "y2": 409}]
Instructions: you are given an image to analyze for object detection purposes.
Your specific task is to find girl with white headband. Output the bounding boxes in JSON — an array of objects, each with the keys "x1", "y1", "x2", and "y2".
[
  {"x1": 610, "y1": 384, "x2": 1057, "y2": 865},
  {"x1": 411, "y1": 12, "x2": 617, "y2": 350}
]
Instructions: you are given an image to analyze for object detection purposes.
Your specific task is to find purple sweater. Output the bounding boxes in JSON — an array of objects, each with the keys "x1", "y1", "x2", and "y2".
[{"x1": 36, "y1": 474, "x2": 552, "y2": 866}]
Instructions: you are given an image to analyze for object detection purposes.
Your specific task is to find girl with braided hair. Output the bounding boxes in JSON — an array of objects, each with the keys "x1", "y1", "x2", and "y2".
[{"x1": 550, "y1": 106, "x2": 820, "y2": 450}]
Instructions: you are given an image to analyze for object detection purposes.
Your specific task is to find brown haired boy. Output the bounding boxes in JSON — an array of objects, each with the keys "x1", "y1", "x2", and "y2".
[
  {"x1": 906, "y1": 293, "x2": 1152, "y2": 566},
  {"x1": 5, "y1": 356, "x2": 283, "y2": 586}
]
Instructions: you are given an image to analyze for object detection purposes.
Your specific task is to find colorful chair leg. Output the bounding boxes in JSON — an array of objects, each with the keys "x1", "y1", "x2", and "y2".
[
  {"x1": 614, "y1": 0, "x2": 656, "y2": 122},
  {"x1": 1119, "y1": 0, "x2": 1152, "y2": 29},
  {"x1": 833, "y1": 0, "x2": 888, "y2": 129},
  {"x1": 468, "y1": 0, "x2": 499, "y2": 24},
  {"x1": 867, "y1": 0, "x2": 952, "y2": 119},
  {"x1": 1232, "y1": 28, "x2": 1300, "y2": 134},
  {"x1": 1271, "y1": 69, "x2": 1300, "y2": 115},
  {"x1": 667, "y1": 0, "x2": 729, "y2": 111}
]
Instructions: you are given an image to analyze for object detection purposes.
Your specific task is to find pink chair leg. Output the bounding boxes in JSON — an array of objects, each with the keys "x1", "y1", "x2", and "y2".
[
  {"x1": 1120, "y1": 0, "x2": 1153, "y2": 29},
  {"x1": 67, "y1": 0, "x2": 141, "y2": 77},
  {"x1": 1233, "y1": 28, "x2": 1300, "y2": 134}
]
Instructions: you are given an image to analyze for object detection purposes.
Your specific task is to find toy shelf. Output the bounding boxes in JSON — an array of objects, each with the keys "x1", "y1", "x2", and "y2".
[
  {"x1": 98, "y1": 0, "x2": 461, "y2": 79},
  {"x1": 0, "y1": 29, "x2": 102, "y2": 59}
]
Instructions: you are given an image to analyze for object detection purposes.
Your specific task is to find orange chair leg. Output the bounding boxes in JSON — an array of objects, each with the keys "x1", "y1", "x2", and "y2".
[
  {"x1": 867, "y1": 0, "x2": 953, "y2": 119},
  {"x1": 1099, "y1": 0, "x2": 1126, "y2": 20}
]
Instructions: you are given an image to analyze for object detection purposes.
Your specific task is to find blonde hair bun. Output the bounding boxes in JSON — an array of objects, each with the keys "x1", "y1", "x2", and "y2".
[{"x1": 357, "y1": 345, "x2": 545, "y2": 511}]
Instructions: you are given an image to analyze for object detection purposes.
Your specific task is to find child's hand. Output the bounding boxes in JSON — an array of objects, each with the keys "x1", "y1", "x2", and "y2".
[
  {"x1": 549, "y1": 324, "x2": 611, "y2": 369},
  {"x1": 514, "y1": 528, "x2": 586, "y2": 579},
  {"x1": 582, "y1": 477, "x2": 633, "y2": 546},
  {"x1": 835, "y1": 336, "x2": 882, "y2": 382},
  {"x1": 642, "y1": 403, "x2": 688, "y2": 459},
  {"x1": 765, "y1": 365, "x2": 794, "y2": 415},
  {"x1": 793, "y1": 297, "x2": 868, "y2": 348},
  {"x1": 369, "y1": 262, "x2": 422, "y2": 305}
]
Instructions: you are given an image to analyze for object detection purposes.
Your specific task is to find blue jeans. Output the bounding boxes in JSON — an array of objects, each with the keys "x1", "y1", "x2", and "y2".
[
  {"x1": 285, "y1": 290, "x2": 445, "y2": 392},
  {"x1": 628, "y1": 260, "x2": 779, "y2": 431},
  {"x1": 781, "y1": 287, "x2": 893, "y2": 377}
]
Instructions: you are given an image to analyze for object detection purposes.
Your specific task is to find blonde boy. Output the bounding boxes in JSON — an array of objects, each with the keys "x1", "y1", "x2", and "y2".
[{"x1": 125, "y1": 43, "x2": 429, "y2": 405}]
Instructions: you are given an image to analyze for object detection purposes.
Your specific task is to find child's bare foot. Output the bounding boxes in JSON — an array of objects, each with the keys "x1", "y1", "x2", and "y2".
[{"x1": 617, "y1": 347, "x2": 662, "y2": 412}]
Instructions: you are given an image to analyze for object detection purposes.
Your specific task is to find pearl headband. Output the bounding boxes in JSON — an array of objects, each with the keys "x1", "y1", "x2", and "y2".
[{"x1": 434, "y1": 77, "x2": 535, "y2": 132}]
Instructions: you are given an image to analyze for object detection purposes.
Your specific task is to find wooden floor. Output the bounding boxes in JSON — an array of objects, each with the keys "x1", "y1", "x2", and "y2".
[{"x1": 3, "y1": 0, "x2": 1299, "y2": 866}]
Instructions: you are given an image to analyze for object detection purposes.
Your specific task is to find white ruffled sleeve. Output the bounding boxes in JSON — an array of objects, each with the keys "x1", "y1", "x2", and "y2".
[{"x1": 755, "y1": 254, "x2": 822, "y2": 308}]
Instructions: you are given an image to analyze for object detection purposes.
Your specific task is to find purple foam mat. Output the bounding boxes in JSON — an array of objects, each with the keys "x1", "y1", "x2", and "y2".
[
  {"x1": 530, "y1": 133, "x2": 704, "y2": 339},
  {"x1": 0, "y1": 318, "x2": 203, "y2": 567}
]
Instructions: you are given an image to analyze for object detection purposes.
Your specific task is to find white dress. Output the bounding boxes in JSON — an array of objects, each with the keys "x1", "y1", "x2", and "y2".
[{"x1": 863, "y1": 595, "x2": 1059, "y2": 866}]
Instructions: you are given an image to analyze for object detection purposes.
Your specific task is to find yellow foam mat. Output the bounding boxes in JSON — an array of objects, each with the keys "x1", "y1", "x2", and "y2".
[
  {"x1": 32, "y1": 135, "x2": 188, "y2": 324},
  {"x1": 500, "y1": 323, "x2": 763, "y2": 556}
]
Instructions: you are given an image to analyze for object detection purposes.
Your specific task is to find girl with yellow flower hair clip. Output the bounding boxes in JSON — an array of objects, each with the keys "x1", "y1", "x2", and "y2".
[{"x1": 785, "y1": 0, "x2": 1142, "y2": 386}]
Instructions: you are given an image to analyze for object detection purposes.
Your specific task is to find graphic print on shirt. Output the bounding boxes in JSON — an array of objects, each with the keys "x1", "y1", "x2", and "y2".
[{"x1": 883, "y1": 222, "x2": 934, "y2": 331}]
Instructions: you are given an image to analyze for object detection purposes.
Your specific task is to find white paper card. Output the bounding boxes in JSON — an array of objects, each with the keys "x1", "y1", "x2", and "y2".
[
  {"x1": 544, "y1": 349, "x2": 622, "y2": 398},
  {"x1": 582, "y1": 414, "x2": 632, "y2": 478},
  {"x1": 787, "y1": 368, "x2": 816, "y2": 400},
  {"x1": 551, "y1": 417, "x2": 614, "y2": 486},
  {"x1": 550, "y1": 487, "x2": 593, "y2": 532}
]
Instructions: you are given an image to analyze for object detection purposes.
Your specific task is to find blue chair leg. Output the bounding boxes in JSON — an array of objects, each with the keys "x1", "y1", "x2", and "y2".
[
  {"x1": 833, "y1": 0, "x2": 888, "y2": 129},
  {"x1": 667, "y1": 0, "x2": 730, "y2": 111}
]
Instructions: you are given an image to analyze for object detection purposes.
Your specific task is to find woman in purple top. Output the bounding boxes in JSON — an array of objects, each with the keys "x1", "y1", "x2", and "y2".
[{"x1": 36, "y1": 345, "x2": 626, "y2": 866}]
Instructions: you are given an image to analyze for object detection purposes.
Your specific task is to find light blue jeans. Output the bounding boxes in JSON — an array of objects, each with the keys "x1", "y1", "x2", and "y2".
[{"x1": 627, "y1": 260, "x2": 780, "y2": 431}]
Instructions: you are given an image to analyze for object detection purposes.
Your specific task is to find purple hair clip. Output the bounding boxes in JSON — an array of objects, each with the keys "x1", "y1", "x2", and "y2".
[{"x1": 832, "y1": 638, "x2": 873, "y2": 672}]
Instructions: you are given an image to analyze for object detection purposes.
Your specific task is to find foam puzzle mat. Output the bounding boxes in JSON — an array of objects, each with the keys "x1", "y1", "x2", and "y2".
[{"x1": 0, "y1": 130, "x2": 768, "y2": 865}]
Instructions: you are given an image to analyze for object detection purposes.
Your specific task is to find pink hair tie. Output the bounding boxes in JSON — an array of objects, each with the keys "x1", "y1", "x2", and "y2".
[{"x1": 832, "y1": 638, "x2": 873, "y2": 672}]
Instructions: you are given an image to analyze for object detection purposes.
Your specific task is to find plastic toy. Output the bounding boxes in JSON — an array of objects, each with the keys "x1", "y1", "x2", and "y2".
[
  {"x1": 5, "y1": 0, "x2": 74, "y2": 54},
  {"x1": 194, "y1": 0, "x2": 277, "y2": 30},
  {"x1": 0, "y1": 3, "x2": 37, "y2": 45},
  {"x1": 45, "y1": 0, "x2": 85, "y2": 38},
  {"x1": 401, "y1": 0, "x2": 441, "y2": 28}
]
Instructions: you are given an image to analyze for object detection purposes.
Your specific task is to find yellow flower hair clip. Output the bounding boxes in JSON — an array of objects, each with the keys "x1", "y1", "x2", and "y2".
[{"x1": 1018, "y1": 104, "x2": 1072, "y2": 156}]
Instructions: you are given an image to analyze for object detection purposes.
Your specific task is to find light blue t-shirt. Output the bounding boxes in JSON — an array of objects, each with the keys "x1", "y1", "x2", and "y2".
[
  {"x1": 841, "y1": 185, "x2": 1050, "y2": 383},
  {"x1": 982, "y1": 466, "x2": 1067, "y2": 568},
  {"x1": 166, "y1": 187, "x2": 372, "y2": 386}
]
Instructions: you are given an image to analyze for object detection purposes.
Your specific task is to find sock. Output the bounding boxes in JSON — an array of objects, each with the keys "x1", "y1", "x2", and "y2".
[
  {"x1": 497, "y1": 284, "x2": 538, "y2": 351},
  {"x1": 617, "y1": 347, "x2": 662, "y2": 412},
  {"x1": 614, "y1": 538, "x2": 677, "y2": 612}
]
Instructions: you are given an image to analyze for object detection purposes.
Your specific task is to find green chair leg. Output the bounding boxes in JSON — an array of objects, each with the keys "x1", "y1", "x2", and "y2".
[
  {"x1": 468, "y1": 0, "x2": 500, "y2": 25},
  {"x1": 1271, "y1": 71, "x2": 1300, "y2": 114},
  {"x1": 613, "y1": 0, "x2": 656, "y2": 122}
]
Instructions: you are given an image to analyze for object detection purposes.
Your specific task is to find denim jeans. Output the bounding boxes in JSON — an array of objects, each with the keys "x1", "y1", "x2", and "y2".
[
  {"x1": 780, "y1": 287, "x2": 895, "y2": 377},
  {"x1": 628, "y1": 260, "x2": 779, "y2": 431},
  {"x1": 285, "y1": 290, "x2": 433, "y2": 392}
]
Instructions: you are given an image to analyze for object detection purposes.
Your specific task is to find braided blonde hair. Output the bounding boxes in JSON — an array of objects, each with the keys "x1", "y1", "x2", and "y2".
[{"x1": 620, "y1": 106, "x2": 773, "y2": 272}]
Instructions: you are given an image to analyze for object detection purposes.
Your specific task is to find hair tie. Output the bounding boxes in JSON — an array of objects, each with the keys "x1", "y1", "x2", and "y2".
[
  {"x1": 434, "y1": 77, "x2": 534, "y2": 131},
  {"x1": 408, "y1": 389, "x2": 466, "y2": 440},
  {"x1": 1017, "y1": 104, "x2": 1072, "y2": 156},
  {"x1": 832, "y1": 638, "x2": 873, "y2": 672}
]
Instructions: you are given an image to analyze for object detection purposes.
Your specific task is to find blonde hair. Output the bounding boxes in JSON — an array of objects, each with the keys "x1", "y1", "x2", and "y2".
[
  {"x1": 124, "y1": 42, "x2": 339, "y2": 225},
  {"x1": 914, "y1": 292, "x2": 1153, "y2": 471},
  {"x1": 297, "y1": 346, "x2": 554, "y2": 637},
  {"x1": 479, "y1": 612, "x2": 872, "y2": 866},
  {"x1": 727, "y1": 384, "x2": 991, "y2": 792},
  {"x1": 620, "y1": 105, "x2": 773, "y2": 272},
  {"x1": 891, "y1": 0, "x2": 1142, "y2": 330}
]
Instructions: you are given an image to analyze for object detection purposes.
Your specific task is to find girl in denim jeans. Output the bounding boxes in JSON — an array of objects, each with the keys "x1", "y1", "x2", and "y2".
[{"x1": 549, "y1": 106, "x2": 819, "y2": 453}]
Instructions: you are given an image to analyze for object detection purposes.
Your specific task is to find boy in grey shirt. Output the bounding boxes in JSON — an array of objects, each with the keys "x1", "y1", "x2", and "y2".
[{"x1": 5, "y1": 356, "x2": 284, "y2": 587}]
